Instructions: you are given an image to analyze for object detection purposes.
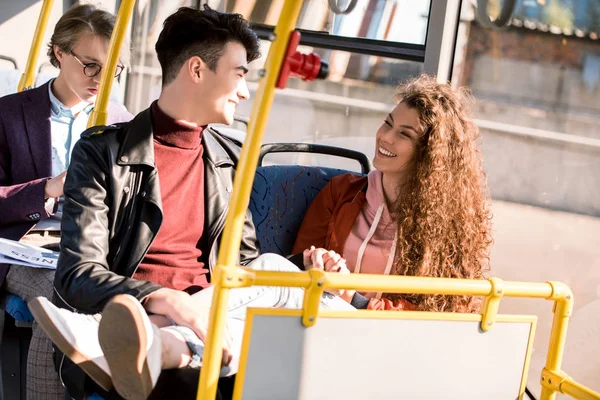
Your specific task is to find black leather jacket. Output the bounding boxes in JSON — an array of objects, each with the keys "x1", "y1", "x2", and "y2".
[{"x1": 54, "y1": 107, "x2": 260, "y2": 314}]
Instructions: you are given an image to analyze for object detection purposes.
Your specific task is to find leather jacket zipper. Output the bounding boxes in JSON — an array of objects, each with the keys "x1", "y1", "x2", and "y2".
[
  {"x1": 111, "y1": 169, "x2": 143, "y2": 267},
  {"x1": 129, "y1": 169, "x2": 162, "y2": 277},
  {"x1": 207, "y1": 203, "x2": 228, "y2": 274}
]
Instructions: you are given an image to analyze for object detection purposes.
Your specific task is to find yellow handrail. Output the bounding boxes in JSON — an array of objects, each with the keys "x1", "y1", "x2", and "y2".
[
  {"x1": 87, "y1": 0, "x2": 135, "y2": 128},
  {"x1": 541, "y1": 369, "x2": 600, "y2": 400},
  {"x1": 562, "y1": 377, "x2": 600, "y2": 400},
  {"x1": 210, "y1": 266, "x2": 599, "y2": 400},
  {"x1": 18, "y1": 0, "x2": 54, "y2": 92},
  {"x1": 196, "y1": 0, "x2": 304, "y2": 398}
]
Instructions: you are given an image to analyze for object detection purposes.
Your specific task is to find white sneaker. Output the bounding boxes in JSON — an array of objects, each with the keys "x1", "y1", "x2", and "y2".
[
  {"x1": 99, "y1": 294, "x2": 162, "y2": 400},
  {"x1": 28, "y1": 297, "x2": 112, "y2": 391}
]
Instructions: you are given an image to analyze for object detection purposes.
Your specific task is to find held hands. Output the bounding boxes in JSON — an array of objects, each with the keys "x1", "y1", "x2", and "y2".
[
  {"x1": 302, "y1": 246, "x2": 347, "y2": 272},
  {"x1": 44, "y1": 171, "x2": 67, "y2": 199},
  {"x1": 143, "y1": 288, "x2": 233, "y2": 366},
  {"x1": 302, "y1": 246, "x2": 356, "y2": 300}
]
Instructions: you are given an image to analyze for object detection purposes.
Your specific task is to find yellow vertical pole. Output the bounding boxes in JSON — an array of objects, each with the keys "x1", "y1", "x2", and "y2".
[
  {"x1": 18, "y1": 0, "x2": 55, "y2": 92},
  {"x1": 540, "y1": 283, "x2": 573, "y2": 400},
  {"x1": 87, "y1": 0, "x2": 135, "y2": 128},
  {"x1": 196, "y1": 1, "x2": 304, "y2": 399}
]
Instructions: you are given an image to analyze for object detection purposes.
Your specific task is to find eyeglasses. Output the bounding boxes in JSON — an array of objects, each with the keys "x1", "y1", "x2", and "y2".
[{"x1": 70, "y1": 51, "x2": 124, "y2": 78}]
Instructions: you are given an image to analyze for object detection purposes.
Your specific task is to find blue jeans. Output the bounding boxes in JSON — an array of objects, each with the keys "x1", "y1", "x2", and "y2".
[{"x1": 164, "y1": 253, "x2": 355, "y2": 374}]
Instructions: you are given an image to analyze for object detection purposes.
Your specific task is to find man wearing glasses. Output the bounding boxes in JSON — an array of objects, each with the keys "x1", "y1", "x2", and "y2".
[
  {"x1": 0, "y1": 4, "x2": 132, "y2": 400},
  {"x1": 71, "y1": 51, "x2": 125, "y2": 82}
]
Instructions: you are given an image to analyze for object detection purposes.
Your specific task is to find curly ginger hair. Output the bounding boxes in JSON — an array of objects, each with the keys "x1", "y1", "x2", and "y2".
[{"x1": 385, "y1": 75, "x2": 493, "y2": 313}]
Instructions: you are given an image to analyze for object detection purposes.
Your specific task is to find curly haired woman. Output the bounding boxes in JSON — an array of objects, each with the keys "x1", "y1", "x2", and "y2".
[{"x1": 293, "y1": 74, "x2": 493, "y2": 313}]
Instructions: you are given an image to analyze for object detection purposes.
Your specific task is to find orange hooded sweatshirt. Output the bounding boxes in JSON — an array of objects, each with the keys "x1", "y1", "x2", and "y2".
[{"x1": 292, "y1": 172, "x2": 415, "y2": 311}]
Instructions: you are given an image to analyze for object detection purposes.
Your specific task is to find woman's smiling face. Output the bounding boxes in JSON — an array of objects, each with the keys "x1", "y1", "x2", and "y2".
[{"x1": 373, "y1": 101, "x2": 423, "y2": 179}]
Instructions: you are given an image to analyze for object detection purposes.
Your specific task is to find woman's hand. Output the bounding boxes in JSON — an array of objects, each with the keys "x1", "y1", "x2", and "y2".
[
  {"x1": 303, "y1": 246, "x2": 327, "y2": 270},
  {"x1": 302, "y1": 246, "x2": 355, "y2": 299}
]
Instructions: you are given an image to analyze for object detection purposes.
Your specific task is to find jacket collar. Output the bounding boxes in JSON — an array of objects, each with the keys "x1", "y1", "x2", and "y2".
[
  {"x1": 202, "y1": 126, "x2": 236, "y2": 167},
  {"x1": 117, "y1": 107, "x2": 234, "y2": 168},
  {"x1": 22, "y1": 82, "x2": 52, "y2": 177}
]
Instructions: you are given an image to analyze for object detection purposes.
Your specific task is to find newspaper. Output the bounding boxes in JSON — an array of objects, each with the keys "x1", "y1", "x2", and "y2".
[{"x1": 0, "y1": 238, "x2": 58, "y2": 269}]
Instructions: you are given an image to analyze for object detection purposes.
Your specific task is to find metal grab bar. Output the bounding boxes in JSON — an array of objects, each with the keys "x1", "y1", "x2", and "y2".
[
  {"x1": 87, "y1": 0, "x2": 135, "y2": 128},
  {"x1": 18, "y1": 0, "x2": 54, "y2": 91},
  {"x1": 328, "y1": 0, "x2": 358, "y2": 15},
  {"x1": 0, "y1": 55, "x2": 18, "y2": 70},
  {"x1": 197, "y1": 0, "x2": 305, "y2": 398},
  {"x1": 476, "y1": 0, "x2": 517, "y2": 29},
  {"x1": 258, "y1": 142, "x2": 373, "y2": 173}
]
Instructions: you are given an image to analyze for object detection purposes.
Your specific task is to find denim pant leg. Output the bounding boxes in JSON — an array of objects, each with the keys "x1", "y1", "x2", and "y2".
[
  {"x1": 191, "y1": 253, "x2": 308, "y2": 318},
  {"x1": 191, "y1": 253, "x2": 356, "y2": 316},
  {"x1": 176, "y1": 253, "x2": 355, "y2": 371},
  {"x1": 162, "y1": 318, "x2": 244, "y2": 376}
]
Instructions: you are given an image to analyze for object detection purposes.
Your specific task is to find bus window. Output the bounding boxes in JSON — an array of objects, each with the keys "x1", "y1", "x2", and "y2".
[
  {"x1": 231, "y1": 1, "x2": 431, "y2": 170},
  {"x1": 237, "y1": 42, "x2": 423, "y2": 171},
  {"x1": 225, "y1": 0, "x2": 431, "y2": 45}
]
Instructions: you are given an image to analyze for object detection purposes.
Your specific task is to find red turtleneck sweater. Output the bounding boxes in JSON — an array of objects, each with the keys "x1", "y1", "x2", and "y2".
[{"x1": 134, "y1": 102, "x2": 209, "y2": 291}]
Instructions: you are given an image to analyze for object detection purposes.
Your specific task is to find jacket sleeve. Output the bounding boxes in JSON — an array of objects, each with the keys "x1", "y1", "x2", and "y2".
[
  {"x1": 55, "y1": 137, "x2": 161, "y2": 314},
  {"x1": 239, "y1": 205, "x2": 261, "y2": 266},
  {"x1": 217, "y1": 132, "x2": 260, "y2": 266},
  {"x1": 366, "y1": 297, "x2": 417, "y2": 311},
  {"x1": 291, "y1": 178, "x2": 337, "y2": 254},
  {"x1": 0, "y1": 116, "x2": 54, "y2": 226}
]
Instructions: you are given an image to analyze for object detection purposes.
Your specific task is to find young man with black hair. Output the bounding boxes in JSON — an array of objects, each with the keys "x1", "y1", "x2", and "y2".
[{"x1": 34, "y1": 6, "x2": 261, "y2": 399}]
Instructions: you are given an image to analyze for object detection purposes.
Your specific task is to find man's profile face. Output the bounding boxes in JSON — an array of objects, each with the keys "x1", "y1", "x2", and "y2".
[{"x1": 200, "y1": 41, "x2": 250, "y2": 125}]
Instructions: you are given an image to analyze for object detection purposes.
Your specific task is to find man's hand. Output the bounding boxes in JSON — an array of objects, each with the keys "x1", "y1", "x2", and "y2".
[
  {"x1": 144, "y1": 288, "x2": 233, "y2": 366},
  {"x1": 44, "y1": 171, "x2": 67, "y2": 199}
]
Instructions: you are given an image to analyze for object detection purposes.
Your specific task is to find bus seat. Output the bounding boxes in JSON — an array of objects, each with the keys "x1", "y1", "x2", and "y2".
[
  {"x1": 0, "y1": 55, "x2": 19, "y2": 97},
  {"x1": 0, "y1": 69, "x2": 20, "y2": 97},
  {"x1": 249, "y1": 143, "x2": 372, "y2": 256},
  {"x1": 4, "y1": 294, "x2": 33, "y2": 327},
  {"x1": 250, "y1": 165, "x2": 351, "y2": 255},
  {"x1": 34, "y1": 71, "x2": 58, "y2": 88},
  {"x1": 234, "y1": 309, "x2": 537, "y2": 400}
]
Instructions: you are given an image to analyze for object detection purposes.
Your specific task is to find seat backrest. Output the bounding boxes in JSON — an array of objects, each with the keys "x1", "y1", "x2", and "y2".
[
  {"x1": 4, "y1": 294, "x2": 34, "y2": 324},
  {"x1": 234, "y1": 309, "x2": 537, "y2": 400},
  {"x1": 250, "y1": 165, "x2": 356, "y2": 255},
  {"x1": 0, "y1": 69, "x2": 21, "y2": 97}
]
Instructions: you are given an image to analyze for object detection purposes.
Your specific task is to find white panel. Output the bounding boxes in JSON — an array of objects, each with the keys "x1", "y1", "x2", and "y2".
[{"x1": 240, "y1": 313, "x2": 533, "y2": 400}]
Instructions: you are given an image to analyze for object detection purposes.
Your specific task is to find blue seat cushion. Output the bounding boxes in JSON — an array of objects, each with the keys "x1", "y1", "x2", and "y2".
[
  {"x1": 5, "y1": 294, "x2": 34, "y2": 323},
  {"x1": 250, "y1": 165, "x2": 354, "y2": 256}
]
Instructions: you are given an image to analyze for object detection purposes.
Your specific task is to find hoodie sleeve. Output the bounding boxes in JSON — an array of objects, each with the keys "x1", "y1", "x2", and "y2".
[{"x1": 366, "y1": 297, "x2": 417, "y2": 311}]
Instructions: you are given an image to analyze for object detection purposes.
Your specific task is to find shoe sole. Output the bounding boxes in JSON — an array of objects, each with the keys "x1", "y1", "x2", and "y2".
[
  {"x1": 99, "y1": 295, "x2": 155, "y2": 400},
  {"x1": 28, "y1": 298, "x2": 113, "y2": 392}
]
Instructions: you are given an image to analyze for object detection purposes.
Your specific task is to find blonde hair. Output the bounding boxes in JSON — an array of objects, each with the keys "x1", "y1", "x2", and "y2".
[
  {"x1": 386, "y1": 75, "x2": 493, "y2": 313},
  {"x1": 47, "y1": 3, "x2": 130, "y2": 68}
]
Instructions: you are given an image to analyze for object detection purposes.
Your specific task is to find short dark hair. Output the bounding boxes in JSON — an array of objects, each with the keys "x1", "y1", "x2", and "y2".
[
  {"x1": 47, "y1": 4, "x2": 129, "y2": 68},
  {"x1": 155, "y1": 5, "x2": 261, "y2": 86}
]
